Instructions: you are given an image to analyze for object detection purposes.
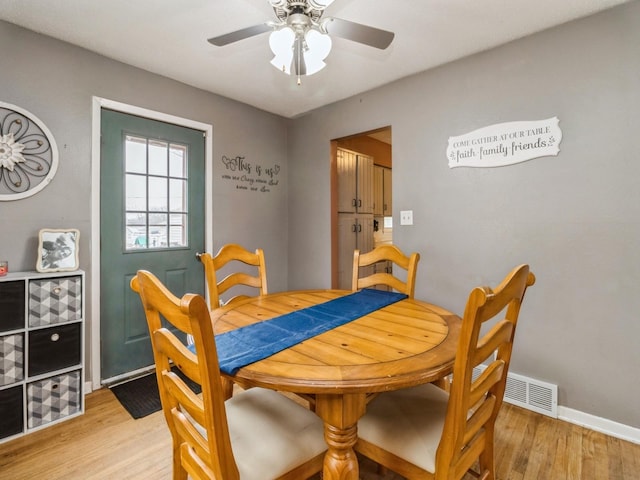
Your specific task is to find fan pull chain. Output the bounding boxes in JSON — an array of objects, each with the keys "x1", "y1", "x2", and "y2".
[{"x1": 297, "y1": 37, "x2": 302, "y2": 85}]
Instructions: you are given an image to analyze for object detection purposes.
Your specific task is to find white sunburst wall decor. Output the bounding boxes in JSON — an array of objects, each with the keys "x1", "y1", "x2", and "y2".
[{"x1": 0, "y1": 101, "x2": 59, "y2": 201}]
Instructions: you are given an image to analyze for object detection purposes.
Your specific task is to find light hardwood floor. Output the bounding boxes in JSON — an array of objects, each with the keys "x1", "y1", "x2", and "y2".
[{"x1": 1, "y1": 387, "x2": 638, "y2": 479}]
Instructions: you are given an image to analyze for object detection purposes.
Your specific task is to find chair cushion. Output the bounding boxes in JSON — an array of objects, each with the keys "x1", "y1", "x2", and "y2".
[
  {"x1": 357, "y1": 383, "x2": 449, "y2": 474},
  {"x1": 226, "y1": 388, "x2": 327, "y2": 480}
]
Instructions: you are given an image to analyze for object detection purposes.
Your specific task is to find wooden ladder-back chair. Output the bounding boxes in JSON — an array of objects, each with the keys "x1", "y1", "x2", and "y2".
[
  {"x1": 198, "y1": 244, "x2": 316, "y2": 408},
  {"x1": 355, "y1": 264, "x2": 536, "y2": 480},
  {"x1": 197, "y1": 243, "x2": 268, "y2": 310},
  {"x1": 197, "y1": 244, "x2": 316, "y2": 407},
  {"x1": 131, "y1": 270, "x2": 326, "y2": 480},
  {"x1": 352, "y1": 244, "x2": 420, "y2": 298}
]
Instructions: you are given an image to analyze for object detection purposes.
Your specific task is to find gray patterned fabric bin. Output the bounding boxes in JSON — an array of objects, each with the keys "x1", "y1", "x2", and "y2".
[
  {"x1": 27, "y1": 370, "x2": 81, "y2": 428},
  {"x1": 29, "y1": 276, "x2": 82, "y2": 327},
  {"x1": 0, "y1": 334, "x2": 24, "y2": 386}
]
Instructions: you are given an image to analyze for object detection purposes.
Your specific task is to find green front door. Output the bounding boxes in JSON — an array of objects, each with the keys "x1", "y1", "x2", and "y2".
[{"x1": 100, "y1": 109, "x2": 205, "y2": 381}]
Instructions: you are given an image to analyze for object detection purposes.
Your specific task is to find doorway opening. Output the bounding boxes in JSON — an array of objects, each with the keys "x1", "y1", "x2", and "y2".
[{"x1": 330, "y1": 126, "x2": 392, "y2": 289}]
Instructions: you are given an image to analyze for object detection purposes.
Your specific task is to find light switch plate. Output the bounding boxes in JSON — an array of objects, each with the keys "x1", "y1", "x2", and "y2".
[{"x1": 400, "y1": 210, "x2": 413, "y2": 225}]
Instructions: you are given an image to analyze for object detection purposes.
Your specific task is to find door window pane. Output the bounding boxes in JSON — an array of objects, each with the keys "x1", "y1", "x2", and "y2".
[
  {"x1": 169, "y1": 179, "x2": 187, "y2": 212},
  {"x1": 125, "y1": 136, "x2": 147, "y2": 174},
  {"x1": 126, "y1": 213, "x2": 147, "y2": 249},
  {"x1": 169, "y1": 145, "x2": 187, "y2": 177},
  {"x1": 125, "y1": 174, "x2": 147, "y2": 210},
  {"x1": 170, "y1": 214, "x2": 187, "y2": 247},
  {"x1": 124, "y1": 135, "x2": 189, "y2": 251},
  {"x1": 148, "y1": 177, "x2": 168, "y2": 211},
  {"x1": 148, "y1": 140, "x2": 168, "y2": 176}
]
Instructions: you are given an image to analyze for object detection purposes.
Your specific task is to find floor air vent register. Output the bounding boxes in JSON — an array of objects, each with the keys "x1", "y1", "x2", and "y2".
[{"x1": 472, "y1": 366, "x2": 558, "y2": 418}]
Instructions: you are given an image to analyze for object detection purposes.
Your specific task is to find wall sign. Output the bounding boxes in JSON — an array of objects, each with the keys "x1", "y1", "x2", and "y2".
[
  {"x1": 220, "y1": 155, "x2": 281, "y2": 193},
  {"x1": 0, "y1": 101, "x2": 59, "y2": 200},
  {"x1": 447, "y1": 117, "x2": 562, "y2": 168}
]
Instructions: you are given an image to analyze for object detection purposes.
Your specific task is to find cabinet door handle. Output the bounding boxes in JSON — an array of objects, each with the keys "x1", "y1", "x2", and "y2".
[
  {"x1": 358, "y1": 199, "x2": 362, "y2": 208},
  {"x1": 53, "y1": 286, "x2": 62, "y2": 295},
  {"x1": 352, "y1": 224, "x2": 357, "y2": 233},
  {"x1": 352, "y1": 198, "x2": 357, "y2": 207},
  {"x1": 358, "y1": 224, "x2": 362, "y2": 232},
  {"x1": 50, "y1": 333, "x2": 60, "y2": 342}
]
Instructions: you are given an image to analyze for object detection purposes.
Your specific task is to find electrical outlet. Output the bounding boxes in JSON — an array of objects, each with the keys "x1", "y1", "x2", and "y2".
[{"x1": 400, "y1": 210, "x2": 413, "y2": 226}]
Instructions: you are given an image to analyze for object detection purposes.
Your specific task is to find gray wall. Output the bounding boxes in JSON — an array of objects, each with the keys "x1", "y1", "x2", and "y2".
[
  {"x1": 0, "y1": 20, "x2": 289, "y2": 381},
  {"x1": 287, "y1": 2, "x2": 639, "y2": 428}
]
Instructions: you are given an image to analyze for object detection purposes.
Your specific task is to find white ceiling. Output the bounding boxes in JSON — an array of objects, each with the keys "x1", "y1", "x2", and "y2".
[{"x1": 0, "y1": 0, "x2": 631, "y2": 118}]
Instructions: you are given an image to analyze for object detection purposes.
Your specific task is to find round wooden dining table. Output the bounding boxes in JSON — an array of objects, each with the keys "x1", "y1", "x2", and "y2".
[{"x1": 210, "y1": 289, "x2": 462, "y2": 480}]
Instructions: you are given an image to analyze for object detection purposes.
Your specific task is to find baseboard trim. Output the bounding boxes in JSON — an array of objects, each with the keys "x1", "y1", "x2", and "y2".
[{"x1": 558, "y1": 406, "x2": 640, "y2": 445}]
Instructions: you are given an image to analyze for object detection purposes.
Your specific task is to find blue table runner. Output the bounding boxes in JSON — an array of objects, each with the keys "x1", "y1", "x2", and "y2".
[{"x1": 204, "y1": 288, "x2": 408, "y2": 375}]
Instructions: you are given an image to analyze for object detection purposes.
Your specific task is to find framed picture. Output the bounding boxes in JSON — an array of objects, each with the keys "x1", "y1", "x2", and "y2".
[{"x1": 36, "y1": 228, "x2": 80, "y2": 273}]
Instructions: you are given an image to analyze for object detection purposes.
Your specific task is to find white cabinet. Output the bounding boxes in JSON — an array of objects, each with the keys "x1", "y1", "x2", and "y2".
[
  {"x1": 0, "y1": 270, "x2": 84, "y2": 443},
  {"x1": 336, "y1": 148, "x2": 377, "y2": 289},
  {"x1": 337, "y1": 214, "x2": 374, "y2": 290},
  {"x1": 374, "y1": 166, "x2": 392, "y2": 216},
  {"x1": 337, "y1": 148, "x2": 374, "y2": 214}
]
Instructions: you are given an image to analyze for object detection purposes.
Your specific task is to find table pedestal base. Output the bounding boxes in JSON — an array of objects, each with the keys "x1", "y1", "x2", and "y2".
[{"x1": 316, "y1": 393, "x2": 366, "y2": 480}]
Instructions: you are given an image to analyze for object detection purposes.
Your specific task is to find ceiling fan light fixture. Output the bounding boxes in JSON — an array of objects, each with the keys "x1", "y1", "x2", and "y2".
[
  {"x1": 269, "y1": 26, "x2": 295, "y2": 74},
  {"x1": 306, "y1": 28, "x2": 331, "y2": 57},
  {"x1": 269, "y1": 26, "x2": 295, "y2": 56},
  {"x1": 269, "y1": 24, "x2": 331, "y2": 79},
  {"x1": 303, "y1": 29, "x2": 332, "y2": 75},
  {"x1": 208, "y1": 0, "x2": 393, "y2": 83}
]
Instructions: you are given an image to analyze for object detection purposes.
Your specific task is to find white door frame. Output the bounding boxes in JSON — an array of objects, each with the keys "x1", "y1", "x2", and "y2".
[{"x1": 90, "y1": 97, "x2": 213, "y2": 391}]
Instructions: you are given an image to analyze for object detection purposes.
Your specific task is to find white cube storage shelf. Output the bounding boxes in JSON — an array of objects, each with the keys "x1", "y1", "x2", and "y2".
[{"x1": 0, "y1": 270, "x2": 84, "y2": 443}]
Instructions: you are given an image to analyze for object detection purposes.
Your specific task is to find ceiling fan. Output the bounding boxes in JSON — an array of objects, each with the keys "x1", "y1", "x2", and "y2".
[{"x1": 207, "y1": 0, "x2": 395, "y2": 84}]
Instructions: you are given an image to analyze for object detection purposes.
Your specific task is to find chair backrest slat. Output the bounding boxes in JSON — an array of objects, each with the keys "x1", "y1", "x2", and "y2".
[
  {"x1": 352, "y1": 244, "x2": 420, "y2": 298},
  {"x1": 198, "y1": 244, "x2": 268, "y2": 309}
]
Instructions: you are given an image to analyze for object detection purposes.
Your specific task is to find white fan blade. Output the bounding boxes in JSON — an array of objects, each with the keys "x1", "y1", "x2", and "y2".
[
  {"x1": 208, "y1": 24, "x2": 272, "y2": 46},
  {"x1": 324, "y1": 17, "x2": 394, "y2": 50}
]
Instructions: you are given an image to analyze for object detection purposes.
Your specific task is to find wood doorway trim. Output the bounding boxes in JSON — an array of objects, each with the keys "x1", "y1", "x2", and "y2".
[{"x1": 331, "y1": 140, "x2": 339, "y2": 288}]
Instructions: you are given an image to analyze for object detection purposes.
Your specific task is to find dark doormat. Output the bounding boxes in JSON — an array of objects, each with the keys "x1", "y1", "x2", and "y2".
[{"x1": 109, "y1": 367, "x2": 201, "y2": 419}]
